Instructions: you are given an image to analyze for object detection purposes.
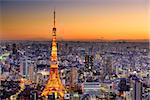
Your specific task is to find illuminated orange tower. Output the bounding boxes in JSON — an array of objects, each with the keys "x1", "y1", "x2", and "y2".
[{"x1": 41, "y1": 10, "x2": 65, "y2": 98}]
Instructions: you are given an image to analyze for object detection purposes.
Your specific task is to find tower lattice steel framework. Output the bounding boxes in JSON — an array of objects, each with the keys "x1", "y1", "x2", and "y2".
[{"x1": 41, "y1": 10, "x2": 65, "y2": 98}]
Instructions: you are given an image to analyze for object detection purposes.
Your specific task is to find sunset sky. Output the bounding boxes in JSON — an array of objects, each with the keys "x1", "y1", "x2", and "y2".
[{"x1": 0, "y1": 0, "x2": 150, "y2": 40}]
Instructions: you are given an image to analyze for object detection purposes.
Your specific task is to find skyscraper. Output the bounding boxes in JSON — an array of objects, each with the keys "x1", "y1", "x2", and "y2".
[
  {"x1": 70, "y1": 67, "x2": 78, "y2": 90},
  {"x1": 85, "y1": 55, "x2": 94, "y2": 71},
  {"x1": 102, "y1": 57, "x2": 112, "y2": 80},
  {"x1": 29, "y1": 64, "x2": 34, "y2": 81},
  {"x1": 12, "y1": 43, "x2": 17, "y2": 55},
  {"x1": 132, "y1": 81, "x2": 142, "y2": 100},
  {"x1": 20, "y1": 59, "x2": 29, "y2": 78}
]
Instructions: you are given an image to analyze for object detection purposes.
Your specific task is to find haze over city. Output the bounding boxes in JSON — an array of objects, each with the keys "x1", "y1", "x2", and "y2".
[{"x1": 1, "y1": 0, "x2": 150, "y2": 41}]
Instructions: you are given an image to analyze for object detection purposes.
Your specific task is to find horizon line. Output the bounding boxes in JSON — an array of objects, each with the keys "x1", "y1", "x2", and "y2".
[{"x1": 0, "y1": 39, "x2": 149, "y2": 42}]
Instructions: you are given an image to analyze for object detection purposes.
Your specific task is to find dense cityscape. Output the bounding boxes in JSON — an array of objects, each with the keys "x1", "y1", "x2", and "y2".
[
  {"x1": 0, "y1": 0, "x2": 150, "y2": 99},
  {"x1": 0, "y1": 40, "x2": 150, "y2": 100}
]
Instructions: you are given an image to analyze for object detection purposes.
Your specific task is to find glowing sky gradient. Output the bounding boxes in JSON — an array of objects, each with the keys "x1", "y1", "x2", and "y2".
[{"x1": 0, "y1": 0, "x2": 149, "y2": 40}]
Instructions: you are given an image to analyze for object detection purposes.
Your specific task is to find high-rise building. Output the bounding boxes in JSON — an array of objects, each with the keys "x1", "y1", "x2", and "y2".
[
  {"x1": 132, "y1": 81, "x2": 142, "y2": 100},
  {"x1": 20, "y1": 60, "x2": 29, "y2": 78},
  {"x1": 85, "y1": 55, "x2": 94, "y2": 71},
  {"x1": 19, "y1": 64, "x2": 23, "y2": 76},
  {"x1": 102, "y1": 57, "x2": 112, "y2": 80},
  {"x1": 41, "y1": 10, "x2": 65, "y2": 98},
  {"x1": 70, "y1": 67, "x2": 78, "y2": 90},
  {"x1": 12, "y1": 43, "x2": 17, "y2": 55},
  {"x1": 29, "y1": 64, "x2": 34, "y2": 81},
  {"x1": 19, "y1": 58, "x2": 32, "y2": 79}
]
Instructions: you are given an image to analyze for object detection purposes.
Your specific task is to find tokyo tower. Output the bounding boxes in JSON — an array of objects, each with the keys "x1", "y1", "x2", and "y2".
[{"x1": 41, "y1": 10, "x2": 65, "y2": 99}]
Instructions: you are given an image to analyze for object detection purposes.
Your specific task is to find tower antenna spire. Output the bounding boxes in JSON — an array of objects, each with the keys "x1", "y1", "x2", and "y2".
[{"x1": 54, "y1": 9, "x2": 56, "y2": 27}]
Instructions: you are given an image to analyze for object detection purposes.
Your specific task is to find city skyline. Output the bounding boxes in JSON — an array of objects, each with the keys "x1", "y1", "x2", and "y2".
[{"x1": 0, "y1": 0, "x2": 150, "y2": 40}]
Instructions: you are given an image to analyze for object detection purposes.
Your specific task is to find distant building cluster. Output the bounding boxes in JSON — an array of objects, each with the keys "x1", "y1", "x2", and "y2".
[{"x1": 0, "y1": 41, "x2": 150, "y2": 99}]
